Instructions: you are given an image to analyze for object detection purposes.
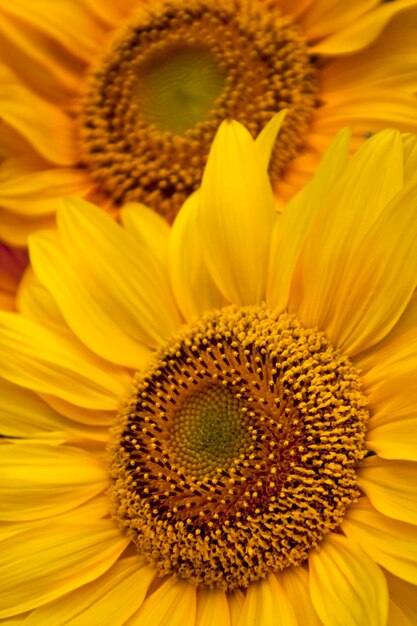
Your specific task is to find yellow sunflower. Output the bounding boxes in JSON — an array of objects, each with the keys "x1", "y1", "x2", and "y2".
[
  {"x1": 1, "y1": 114, "x2": 417, "y2": 625},
  {"x1": 1, "y1": 0, "x2": 417, "y2": 247}
]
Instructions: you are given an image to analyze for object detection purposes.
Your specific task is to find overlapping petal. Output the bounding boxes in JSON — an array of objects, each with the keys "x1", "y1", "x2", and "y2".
[
  {"x1": 342, "y1": 498, "x2": 417, "y2": 585},
  {"x1": 309, "y1": 533, "x2": 388, "y2": 626}
]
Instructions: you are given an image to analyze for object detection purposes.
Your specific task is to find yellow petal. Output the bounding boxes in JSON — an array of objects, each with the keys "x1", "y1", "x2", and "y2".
[
  {"x1": 0, "y1": 8, "x2": 81, "y2": 105},
  {"x1": 358, "y1": 456, "x2": 417, "y2": 525},
  {"x1": 342, "y1": 497, "x2": 417, "y2": 585},
  {"x1": 366, "y1": 412, "x2": 417, "y2": 462},
  {"x1": 0, "y1": 376, "x2": 62, "y2": 438},
  {"x1": 301, "y1": 0, "x2": 377, "y2": 43},
  {"x1": 309, "y1": 532, "x2": 388, "y2": 626},
  {"x1": 29, "y1": 230, "x2": 153, "y2": 370},
  {"x1": 0, "y1": 166, "x2": 93, "y2": 216},
  {"x1": 85, "y1": 0, "x2": 133, "y2": 24},
  {"x1": 236, "y1": 574, "x2": 298, "y2": 626},
  {"x1": 311, "y1": 0, "x2": 417, "y2": 55},
  {"x1": 385, "y1": 570, "x2": 417, "y2": 626},
  {"x1": 320, "y1": 8, "x2": 417, "y2": 92},
  {"x1": 38, "y1": 392, "x2": 113, "y2": 428},
  {"x1": 129, "y1": 577, "x2": 196, "y2": 626},
  {"x1": 254, "y1": 110, "x2": 287, "y2": 172},
  {"x1": 0, "y1": 378, "x2": 109, "y2": 442},
  {"x1": 0, "y1": 311, "x2": 129, "y2": 410},
  {"x1": 0, "y1": 0, "x2": 105, "y2": 63},
  {"x1": 0, "y1": 518, "x2": 128, "y2": 619},
  {"x1": 121, "y1": 202, "x2": 171, "y2": 269},
  {"x1": 196, "y1": 588, "x2": 230, "y2": 626},
  {"x1": 267, "y1": 127, "x2": 351, "y2": 310},
  {"x1": 0, "y1": 206, "x2": 54, "y2": 247},
  {"x1": 228, "y1": 590, "x2": 245, "y2": 626},
  {"x1": 17, "y1": 269, "x2": 67, "y2": 330},
  {"x1": 388, "y1": 600, "x2": 413, "y2": 626},
  {"x1": 56, "y1": 197, "x2": 181, "y2": 348},
  {"x1": 278, "y1": 566, "x2": 321, "y2": 626},
  {"x1": 0, "y1": 441, "x2": 107, "y2": 521},
  {"x1": 24, "y1": 557, "x2": 155, "y2": 626},
  {"x1": 292, "y1": 131, "x2": 417, "y2": 356},
  {"x1": 0, "y1": 367, "x2": 109, "y2": 442},
  {"x1": 169, "y1": 191, "x2": 227, "y2": 321},
  {"x1": 198, "y1": 119, "x2": 277, "y2": 305},
  {"x1": 314, "y1": 89, "x2": 417, "y2": 137},
  {"x1": 0, "y1": 66, "x2": 77, "y2": 166},
  {"x1": 403, "y1": 134, "x2": 417, "y2": 182}
]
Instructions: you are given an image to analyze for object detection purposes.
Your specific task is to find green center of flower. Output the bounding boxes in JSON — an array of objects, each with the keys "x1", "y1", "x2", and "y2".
[
  {"x1": 136, "y1": 46, "x2": 225, "y2": 134},
  {"x1": 79, "y1": 0, "x2": 318, "y2": 221},
  {"x1": 170, "y1": 386, "x2": 252, "y2": 477},
  {"x1": 110, "y1": 305, "x2": 368, "y2": 590}
]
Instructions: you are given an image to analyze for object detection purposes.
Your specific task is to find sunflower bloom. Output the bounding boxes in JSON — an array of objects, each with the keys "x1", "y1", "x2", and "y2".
[
  {"x1": 1, "y1": 115, "x2": 417, "y2": 625},
  {"x1": 1, "y1": 0, "x2": 417, "y2": 246}
]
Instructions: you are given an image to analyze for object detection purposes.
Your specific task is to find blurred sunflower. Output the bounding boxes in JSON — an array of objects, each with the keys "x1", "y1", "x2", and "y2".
[
  {"x1": 1, "y1": 114, "x2": 417, "y2": 625},
  {"x1": 0, "y1": 0, "x2": 417, "y2": 247}
]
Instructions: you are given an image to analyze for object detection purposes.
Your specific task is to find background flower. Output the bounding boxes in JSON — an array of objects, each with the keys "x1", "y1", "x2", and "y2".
[
  {"x1": 0, "y1": 0, "x2": 417, "y2": 247},
  {"x1": 0, "y1": 116, "x2": 416, "y2": 624}
]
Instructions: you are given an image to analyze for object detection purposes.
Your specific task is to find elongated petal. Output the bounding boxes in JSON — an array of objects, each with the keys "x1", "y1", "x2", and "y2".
[
  {"x1": 278, "y1": 566, "x2": 321, "y2": 626},
  {"x1": 236, "y1": 575, "x2": 298, "y2": 626},
  {"x1": 229, "y1": 590, "x2": 245, "y2": 626},
  {"x1": 0, "y1": 207, "x2": 54, "y2": 247},
  {"x1": 0, "y1": 377, "x2": 108, "y2": 441},
  {"x1": 291, "y1": 132, "x2": 417, "y2": 356},
  {"x1": 366, "y1": 411, "x2": 417, "y2": 462},
  {"x1": 24, "y1": 557, "x2": 155, "y2": 626},
  {"x1": 385, "y1": 570, "x2": 417, "y2": 626},
  {"x1": 309, "y1": 532, "x2": 388, "y2": 626},
  {"x1": 301, "y1": 0, "x2": 377, "y2": 42},
  {"x1": 128, "y1": 577, "x2": 196, "y2": 626},
  {"x1": 0, "y1": 519, "x2": 128, "y2": 618},
  {"x1": 0, "y1": 8, "x2": 81, "y2": 104},
  {"x1": 199, "y1": 119, "x2": 278, "y2": 305},
  {"x1": 0, "y1": 167, "x2": 93, "y2": 216},
  {"x1": 0, "y1": 311, "x2": 130, "y2": 410},
  {"x1": 56, "y1": 198, "x2": 181, "y2": 348},
  {"x1": 196, "y1": 588, "x2": 230, "y2": 626},
  {"x1": 320, "y1": 8, "x2": 417, "y2": 92},
  {"x1": 267, "y1": 127, "x2": 351, "y2": 310},
  {"x1": 0, "y1": 67, "x2": 77, "y2": 166},
  {"x1": 121, "y1": 202, "x2": 171, "y2": 269},
  {"x1": 0, "y1": 377, "x2": 74, "y2": 438},
  {"x1": 254, "y1": 110, "x2": 287, "y2": 172},
  {"x1": 0, "y1": 0, "x2": 105, "y2": 63},
  {"x1": 169, "y1": 191, "x2": 227, "y2": 321},
  {"x1": 29, "y1": 231, "x2": 152, "y2": 370},
  {"x1": 0, "y1": 442, "x2": 107, "y2": 521},
  {"x1": 311, "y1": 0, "x2": 417, "y2": 55},
  {"x1": 358, "y1": 456, "x2": 417, "y2": 525},
  {"x1": 342, "y1": 498, "x2": 417, "y2": 584}
]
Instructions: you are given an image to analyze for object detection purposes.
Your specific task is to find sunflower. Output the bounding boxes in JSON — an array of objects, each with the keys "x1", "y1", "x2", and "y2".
[
  {"x1": 1, "y1": 0, "x2": 417, "y2": 247},
  {"x1": 1, "y1": 114, "x2": 417, "y2": 625}
]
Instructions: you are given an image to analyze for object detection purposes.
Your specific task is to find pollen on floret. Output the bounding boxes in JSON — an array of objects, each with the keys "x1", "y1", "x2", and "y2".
[{"x1": 110, "y1": 305, "x2": 368, "y2": 590}]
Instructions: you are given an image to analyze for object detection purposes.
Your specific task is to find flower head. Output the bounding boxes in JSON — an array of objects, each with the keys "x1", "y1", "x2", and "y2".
[
  {"x1": 1, "y1": 0, "x2": 417, "y2": 245},
  {"x1": 1, "y1": 114, "x2": 417, "y2": 624}
]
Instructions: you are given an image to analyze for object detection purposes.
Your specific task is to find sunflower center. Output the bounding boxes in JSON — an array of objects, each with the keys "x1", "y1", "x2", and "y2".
[
  {"x1": 137, "y1": 46, "x2": 225, "y2": 134},
  {"x1": 79, "y1": 0, "x2": 318, "y2": 221},
  {"x1": 110, "y1": 306, "x2": 368, "y2": 590},
  {"x1": 170, "y1": 386, "x2": 252, "y2": 477}
]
